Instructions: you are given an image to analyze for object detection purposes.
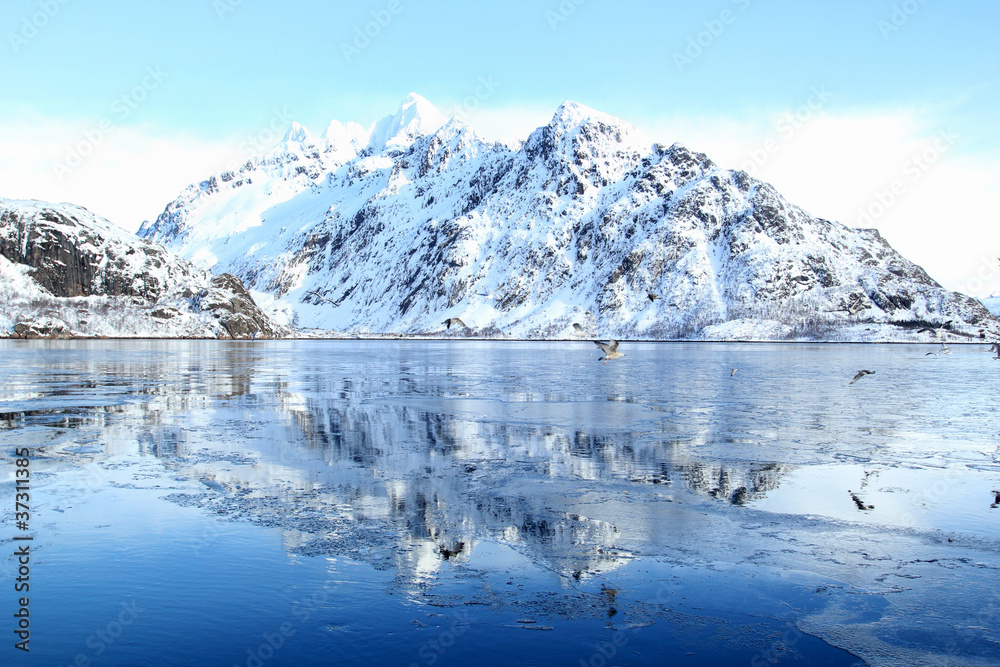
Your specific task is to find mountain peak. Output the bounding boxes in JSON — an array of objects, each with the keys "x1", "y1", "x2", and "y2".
[
  {"x1": 281, "y1": 121, "x2": 313, "y2": 145},
  {"x1": 550, "y1": 101, "x2": 628, "y2": 132},
  {"x1": 321, "y1": 119, "x2": 369, "y2": 159},
  {"x1": 545, "y1": 100, "x2": 649, "y2": 152},
  {"x1": 368, "y1": 93, "x2": 448, "y2": 152}
]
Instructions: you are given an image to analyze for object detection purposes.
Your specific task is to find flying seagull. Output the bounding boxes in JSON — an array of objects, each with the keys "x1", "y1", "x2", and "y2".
[
  {"x1": 850, "y1": 370, "x2": 875, "y2": 384},
  {"x1": 647, "y1": 292, "x2": 661, "y2": 303},
  {"x1": 926, "y1": 341, "x2": 951, "y2": 356},
  {"x1": 572, "y1": 323, "x2": 586, "y2": 336},
  {"x1": 306, "y1": 290, "x2": 342, "y2": 306},
  {"x1": 828, "y1": 301, "x2": 866, "y2": 316},
  {"x1": 991, "y1": 342, "x2": 1000, "y2": 359},
  {"x1": 594, "y1": 340, "x2": 624, "y2": 364},
  {"x1": 444, "y1": 317, "x2": 468, "y2": 330},
  {"x1": 731, "y1": 368, "x2": 738, "y2": 377},
  {"x1": 917, "y1": 321, "x2": 953, "y2": 340}
]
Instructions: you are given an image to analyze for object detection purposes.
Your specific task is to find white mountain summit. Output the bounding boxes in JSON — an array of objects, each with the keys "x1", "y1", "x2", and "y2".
[{"x1": 137, "y1": 94, "x2": 997, "y2": 340}]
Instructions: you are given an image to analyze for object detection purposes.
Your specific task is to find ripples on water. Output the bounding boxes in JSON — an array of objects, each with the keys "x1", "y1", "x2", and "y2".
[{"x1": 1, "y1": 340, "x2": 998, "y2": 666}]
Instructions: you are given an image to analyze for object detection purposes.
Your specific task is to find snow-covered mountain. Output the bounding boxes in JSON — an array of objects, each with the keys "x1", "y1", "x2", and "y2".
[
  {"x1": 980, "y1": 291, "x2": 1000, "y2": 317},
  {"x1": 0, "y1": 198, "x2": 285, "y2": 338},
  {"x1": 139, "y1": 94, "x2": 996, "y2": 340}
]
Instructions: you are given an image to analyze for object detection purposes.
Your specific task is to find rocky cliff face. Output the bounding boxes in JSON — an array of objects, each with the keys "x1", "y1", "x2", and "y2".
[
  {"x1": 0, "y1": 198, "x2": 286, "y2": 339},
  {"x1": 139, "y1": 95, "x2": 996, "y2": 340}
]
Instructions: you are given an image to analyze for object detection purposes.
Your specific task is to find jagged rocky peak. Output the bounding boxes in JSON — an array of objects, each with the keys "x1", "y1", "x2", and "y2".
[
  {"x1": 522, "y1": 100, "x2": 654, "y2": 188},
  {"x1": 368, "y1": 92, "x2": 448, "y2": 152},
  {"x1": 321, "y1": 119, "x2": 369, "y2": 157},
  {"x1": 282, "y1": 121, "x2": 313, "y2": 145},
  {"x1": 413, "y1": 116, "x2": 494, "y2": 177}
]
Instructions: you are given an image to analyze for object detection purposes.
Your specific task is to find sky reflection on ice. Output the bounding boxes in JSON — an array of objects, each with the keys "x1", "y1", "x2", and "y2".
[{"x1": 1, "y1": 339, "x2": 998, "y2": 666}]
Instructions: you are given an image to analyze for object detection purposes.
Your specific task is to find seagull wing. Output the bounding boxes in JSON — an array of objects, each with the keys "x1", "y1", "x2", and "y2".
[
  {"x1": 593, "y1": 340, "x2": 614, "y2": 355},
  {"x1": 306, "y1": 290, "x2": 341, "y2": 306},
  {"x1": 850, "y1": 370, "x2": 873, "y2": 384}
]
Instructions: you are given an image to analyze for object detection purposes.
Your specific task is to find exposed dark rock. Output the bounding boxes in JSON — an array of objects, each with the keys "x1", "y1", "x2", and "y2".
[
  {"x1": 13, "y1": 317, "x2": 72, "y2": 339},
  {"x1": 196, "y1": 273, "x2": 281, "y2": 338},
  {"x1": 1, "y1": 199, "x2": 288, "y2": 339}
]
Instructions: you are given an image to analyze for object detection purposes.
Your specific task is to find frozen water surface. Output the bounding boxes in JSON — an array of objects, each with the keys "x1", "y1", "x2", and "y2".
[{"x1": 1, "y1": 339, "x2": 998, "y2": 666}]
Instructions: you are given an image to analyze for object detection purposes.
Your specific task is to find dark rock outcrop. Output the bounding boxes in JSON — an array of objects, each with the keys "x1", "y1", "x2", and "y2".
[
  {"x1": 12, "y1": 317, "x2": 72, "y2": 339},
  {"x1": 0, "y1": 199, "x2": 288, "y2": 339}
]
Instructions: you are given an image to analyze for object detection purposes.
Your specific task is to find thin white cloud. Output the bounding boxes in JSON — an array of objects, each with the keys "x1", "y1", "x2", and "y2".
[{"x1": 0, "y1": 113, "x2": 242, "y2": 232}]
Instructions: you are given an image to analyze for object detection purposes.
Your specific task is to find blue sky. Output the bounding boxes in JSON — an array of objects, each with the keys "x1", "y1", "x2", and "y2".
[{"x1": 2, "y1": 0, "x2": 998, "y2": 294}]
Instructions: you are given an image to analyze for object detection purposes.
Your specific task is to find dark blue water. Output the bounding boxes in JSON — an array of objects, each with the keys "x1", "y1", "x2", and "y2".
[{"x1": 2, "y1": 340, "x2": 998, "y2": 666}]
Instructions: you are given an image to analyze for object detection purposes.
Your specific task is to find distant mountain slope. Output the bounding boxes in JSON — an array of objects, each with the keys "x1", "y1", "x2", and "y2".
[
  {"x1": 981, "y1": 291, "x2": 1000, "y2": 316},
  {"x1": 0, "y1": 198, "x2": 285, "y2": 338},
  {"x1": 139, "y1": 94, "x2": 996, "y2": 340}
]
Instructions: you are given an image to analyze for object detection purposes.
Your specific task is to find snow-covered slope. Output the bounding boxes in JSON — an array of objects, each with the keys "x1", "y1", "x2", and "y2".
[
  {"x1": 139, "y1": 94, "x2": 997, "y2": 340},
  {"x1": 980, "y1": 291, "x2": 1000, "y2": 317},
  {"x1": 0, "y1": 198, "x2": 286, "y2": 338}
]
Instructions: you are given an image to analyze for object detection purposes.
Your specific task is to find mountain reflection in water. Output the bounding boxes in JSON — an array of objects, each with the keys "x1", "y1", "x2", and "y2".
[{"x1": 3, "y1": 339, "x2": 999, "y2": 666}]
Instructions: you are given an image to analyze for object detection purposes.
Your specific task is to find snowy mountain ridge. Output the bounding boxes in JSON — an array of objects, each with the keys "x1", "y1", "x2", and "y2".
[
  {"x1": 0, "y1": 198, "x2": 286, "y2": 338},
  {"x1": 138, "y1": 94, "x2": 997, "y2": 340}
]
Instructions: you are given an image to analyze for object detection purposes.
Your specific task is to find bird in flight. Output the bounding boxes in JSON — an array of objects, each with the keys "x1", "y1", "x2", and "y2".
[
  {"x1": 306, "y1": 290, "x2": 342, "y2": 306},
  {"x1": 850, "y1": 370, "x2": 875, "y2": 384},
  {"x1": 917, "y1": 321, "x2": 953, "y2": 340},
  {"x1": 443, "y1": 317, "x2": 468, "y2": 330},
  {"x1": 926, "y1": 341, "x2": 951, "y2": 356},
  {"x1": 572, "y1": 323, "x2": 586, "y2": 336},
  {"x1": 991, "y1": 342, "x2": 1000, "y2": 359},
  {"x1": 594, "y1": 340, "x2": 624, "y2": 363},
  {"x1": 731, "y1": 368, "x2": 738, "y2": 377},
  {"x1": 647, "y1": 292, "x2": 660, "y2": 302}
]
